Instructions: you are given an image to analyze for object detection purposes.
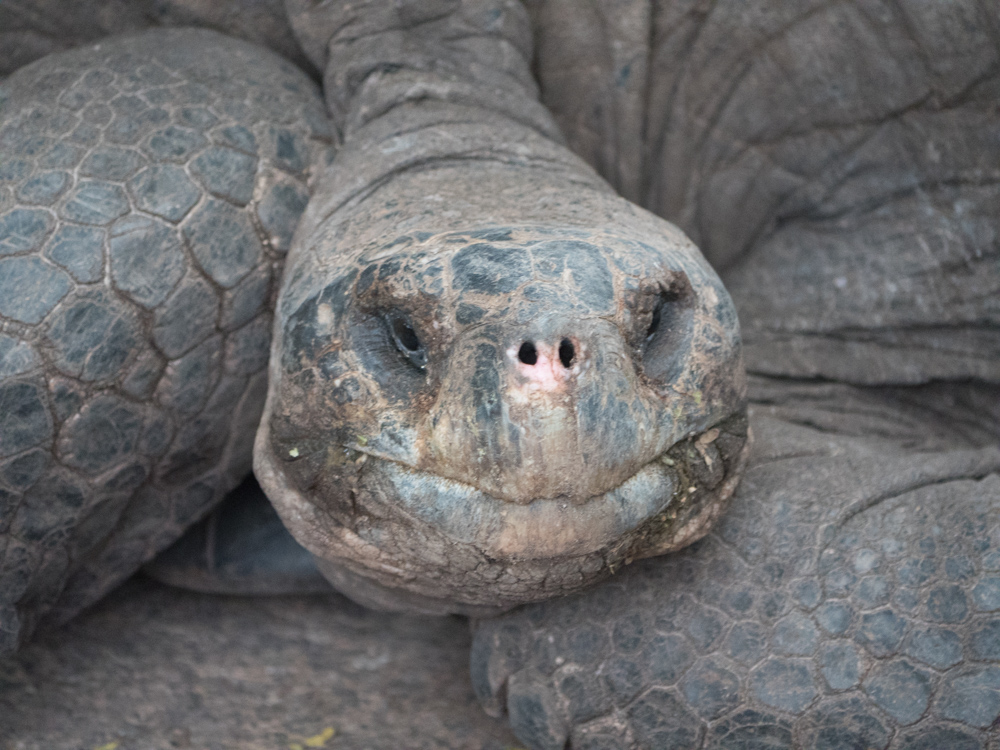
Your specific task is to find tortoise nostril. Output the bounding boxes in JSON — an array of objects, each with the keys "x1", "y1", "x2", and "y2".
[
  {"x1": 558, "y1": 339, "x2": 575, "y2": 368},
  {"x1": 518, "y1": 341, "x2": 538, "y2": 365}
]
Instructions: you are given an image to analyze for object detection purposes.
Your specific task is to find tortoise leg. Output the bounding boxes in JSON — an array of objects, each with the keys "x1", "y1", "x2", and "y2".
[
  {"x1": 144, "y1": 475, "x2": 333, "y2": 596},
  {"x1": 474, "y1": 388, "x2": 1000, "y2": 749},
  {"x1": 0, "y1": 28, "x2": 330, "y2": 652}
]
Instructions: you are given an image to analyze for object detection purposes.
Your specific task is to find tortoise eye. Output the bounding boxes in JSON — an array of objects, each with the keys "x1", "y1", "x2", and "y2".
[
  {"x1": 646, "y1": 299, "x2": 663, "y2": 341},
  {"x1": 638, "y1": 278, "x2": 696, "y2": 384},
  {"x1": 387, "y1": 312, "x2": 427, "y2": 370}
]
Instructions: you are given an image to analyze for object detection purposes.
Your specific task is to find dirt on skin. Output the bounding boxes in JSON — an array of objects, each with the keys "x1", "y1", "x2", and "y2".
[{"x1": 0, "y1": 577, "x2": 521, "y2": 750}]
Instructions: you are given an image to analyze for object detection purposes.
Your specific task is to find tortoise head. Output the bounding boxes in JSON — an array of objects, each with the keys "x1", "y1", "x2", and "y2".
[{"x1": 255, "y1": 179, "x2": 749, "y2": 615}]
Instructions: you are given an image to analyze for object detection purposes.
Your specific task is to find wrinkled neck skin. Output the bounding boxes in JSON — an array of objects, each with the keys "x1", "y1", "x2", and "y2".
[{"x1": 254, "y1": 0, "x2": 750, "y2": 615}]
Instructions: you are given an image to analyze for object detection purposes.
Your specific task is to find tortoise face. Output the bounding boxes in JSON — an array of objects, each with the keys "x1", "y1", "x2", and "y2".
[{"x1": 257, "y1": 224, "x2": 749, "y2": 614}]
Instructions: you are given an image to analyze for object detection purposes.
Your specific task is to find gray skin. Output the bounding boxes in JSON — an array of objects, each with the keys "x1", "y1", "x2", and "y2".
[
  {"x1": 258, "y1": 0, "x2": 748, "y2": 615},
  {"x1": 2, "y1": 1, "x2": 1000, "y2": 749},
  {"x1": 0, "y1": 27, "x2": 331, "y2": 647},
  {"x1": 0, "y1": 4, "x2": 749, "y2": 643}
]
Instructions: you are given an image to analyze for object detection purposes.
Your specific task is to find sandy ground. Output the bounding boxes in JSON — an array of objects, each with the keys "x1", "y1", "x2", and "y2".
[{"x1": 0, "y1": 577, "x2": 521, "y2": 750}]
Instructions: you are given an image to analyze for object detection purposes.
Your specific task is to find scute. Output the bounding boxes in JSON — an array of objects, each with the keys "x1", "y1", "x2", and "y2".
[
  {"x1": 0, "y1": 208, "x2": 55, "y2": 255},
  {"x1": 128, "y1": 163, "x2": 201, "y2": 222},
  {"x1": 43, "y1": 224, "x2": 105, "y2": 282},
  {"x1": 0, "y1": 256, "x2": 72, "y2": 324},
  {"x1": 0, "y1": 27, "x2": 329, "y2": 651}
]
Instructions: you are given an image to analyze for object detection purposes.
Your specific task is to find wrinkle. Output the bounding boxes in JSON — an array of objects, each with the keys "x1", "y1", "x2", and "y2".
[
  {"x1": 748, "y1": 322, "x2": 1000, "y2": 342},
  {"x1": 643, "y1": 0, "x2": 714, "y2": 216},
  {"x1": 683, "y1": 0, "x2": 849, "y2": 197},
  {"x1": 311, "y1": 151, "x2": 593, "y2": 232},
  {"x1": 774, "y1": 171, "x2": 1000, "y2": 227},
  {"x1": 832, "y1": 448, "x2": 1000, "y2": 531}
]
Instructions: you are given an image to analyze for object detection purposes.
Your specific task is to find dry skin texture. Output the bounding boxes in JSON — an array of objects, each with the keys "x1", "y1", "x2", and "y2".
[{"x1": 1, "y1": 1, "x2": 999, "y2": 749}]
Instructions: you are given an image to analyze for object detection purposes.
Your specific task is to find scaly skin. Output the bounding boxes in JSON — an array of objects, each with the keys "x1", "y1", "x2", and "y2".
[
  {"x1": 258, "y1": 0, "x2": 748, "y2": 614},
  {"x1": 1, "y1": 2, "x2": 998, "y2": 747},
  {"x1": 0, "y1": 28, "x2": 329, "y2": 650}
]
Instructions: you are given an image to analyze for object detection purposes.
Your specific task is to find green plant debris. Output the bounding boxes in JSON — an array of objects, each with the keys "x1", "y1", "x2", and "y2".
[
  {"x1": 305, "y1": 727, "x2": 336, "y2": 747},
  {"x1": 290, "y1": 726, "x2": 336, "y2": 749}
]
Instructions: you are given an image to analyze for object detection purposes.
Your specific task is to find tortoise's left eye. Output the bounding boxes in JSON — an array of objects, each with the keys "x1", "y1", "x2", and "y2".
[
  {"x1": 638, "y1": 274, "x2": 696, "y2": 382},
  {"x1": 646, "y1": 298, "x2": 663, "y2": 341},
  {"x1": 387, "y1": 312, "x2": 427, "y2": 370}
]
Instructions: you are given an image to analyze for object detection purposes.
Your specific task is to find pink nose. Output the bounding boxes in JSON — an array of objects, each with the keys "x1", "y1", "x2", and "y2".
[{"x1": 507, "y1": 339, "x2": 578, "y2": 391}]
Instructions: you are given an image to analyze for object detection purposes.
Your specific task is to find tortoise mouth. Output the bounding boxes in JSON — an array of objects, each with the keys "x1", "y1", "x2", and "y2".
[
  {"x1": 256, "y1": 412, "x2": 749, "y2": 612},
  {"x1": 341, "y1": 443, "x2": 686, "y2": 560}
]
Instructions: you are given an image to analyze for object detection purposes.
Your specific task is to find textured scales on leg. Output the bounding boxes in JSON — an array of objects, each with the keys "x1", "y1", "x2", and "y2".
[
  {"x1": 474, "y1": 399, "x2": 1000, "y2": 749},
  {"x1": 0, "y1": 28, "x2": 330, "y2": 651}
]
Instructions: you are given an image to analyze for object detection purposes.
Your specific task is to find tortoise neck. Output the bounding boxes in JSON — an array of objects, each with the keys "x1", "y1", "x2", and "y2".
[
  {"x1": 286, "y1": 0, "x2": 613, "y2": 245},
  {"x1": 287, "y1": 0, "x2": 561, "y2": 144}
]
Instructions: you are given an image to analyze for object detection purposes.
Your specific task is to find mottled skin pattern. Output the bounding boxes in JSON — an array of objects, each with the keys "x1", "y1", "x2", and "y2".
[
  {"x1": 0, "y1": 29, "x2": 329, "y2": 649},
  {"x1": 260, "y1": 0, "x2": 748, "y2": 612},
  {"x1": 1, "y1": 1, "x2": 999, "y2": 749}
]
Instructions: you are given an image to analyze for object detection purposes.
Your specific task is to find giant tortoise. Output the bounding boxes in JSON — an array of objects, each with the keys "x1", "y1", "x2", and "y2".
[{"x1": 1, "y1": 1, "x2": 998, "y2": 748}]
